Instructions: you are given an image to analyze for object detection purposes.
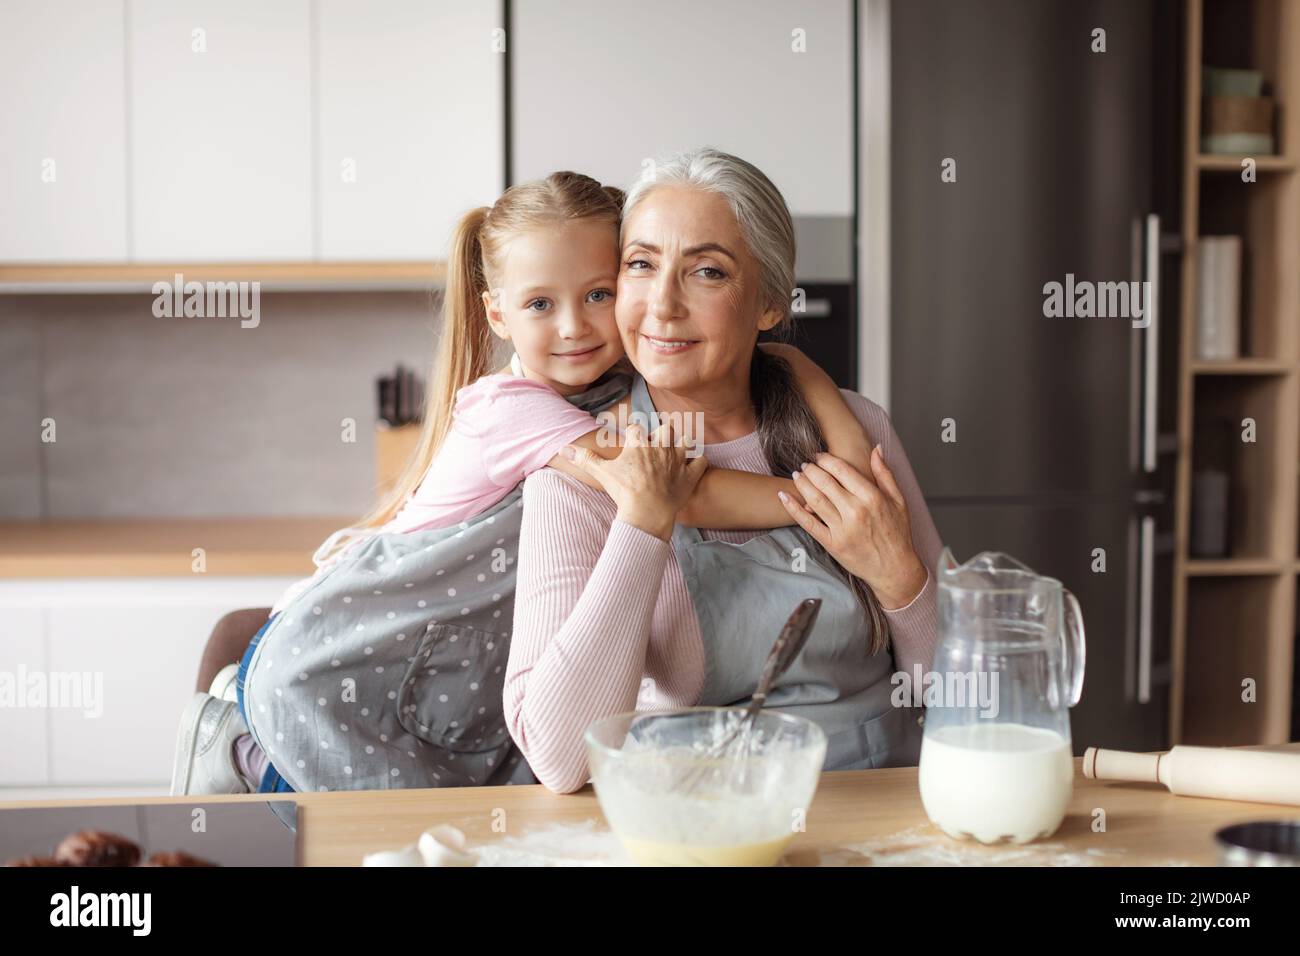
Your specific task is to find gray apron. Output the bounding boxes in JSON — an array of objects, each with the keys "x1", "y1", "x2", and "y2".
[
  {"x1": 243, "y1": 370, "x2": 632, "y2": 792},
  {"x1": 629, "y1": 374, "x2": 924, "y2": 770}
]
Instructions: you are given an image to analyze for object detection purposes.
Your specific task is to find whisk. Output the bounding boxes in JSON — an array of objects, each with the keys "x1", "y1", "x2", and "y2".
[{"x1": 676, "y1": 598, "x2": 822, "y2": 795}]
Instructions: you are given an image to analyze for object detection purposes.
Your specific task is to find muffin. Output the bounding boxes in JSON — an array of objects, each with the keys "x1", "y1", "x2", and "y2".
[{"x1": 53, "y1": 830, "x2": 142, "y2": 867}]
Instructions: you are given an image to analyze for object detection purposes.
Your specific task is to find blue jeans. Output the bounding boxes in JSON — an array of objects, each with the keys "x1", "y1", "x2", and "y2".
[{"x1": 237, "y1": 612, "x2": 296, "y2": 794}]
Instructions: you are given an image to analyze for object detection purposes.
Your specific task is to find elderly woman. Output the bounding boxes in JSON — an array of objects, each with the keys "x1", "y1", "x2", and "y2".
[{"x1": 504, "y1": 148, "x2": 943, "y2": 793}]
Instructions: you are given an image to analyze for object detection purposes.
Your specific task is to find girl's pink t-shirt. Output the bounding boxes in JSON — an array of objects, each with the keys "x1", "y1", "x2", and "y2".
[
  {"x1": 386, "y1": 373, "x2": 600, "y2": 533},
  {"x1": 270, "y1": 373, "x2": 599, "y2": 615}
]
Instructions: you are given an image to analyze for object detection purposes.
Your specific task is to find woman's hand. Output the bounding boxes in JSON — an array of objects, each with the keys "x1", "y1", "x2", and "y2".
[
  {"x1": 561, "y1": 420, "x2": 708, "y2": 541},
  {"x1": 778, "y1": 448, "x2": 927, "y2": 610}
]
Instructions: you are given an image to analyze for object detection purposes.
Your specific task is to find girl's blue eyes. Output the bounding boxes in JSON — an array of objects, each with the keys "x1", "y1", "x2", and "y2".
[{"x1": 522, "y1": 290, "x2": 614, "y2": 312}]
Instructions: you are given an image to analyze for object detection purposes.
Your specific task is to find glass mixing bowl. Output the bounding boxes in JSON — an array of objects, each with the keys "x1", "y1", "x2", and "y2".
[{"x1": 585, "y1": 707, "x2": 827, "y2": 866}]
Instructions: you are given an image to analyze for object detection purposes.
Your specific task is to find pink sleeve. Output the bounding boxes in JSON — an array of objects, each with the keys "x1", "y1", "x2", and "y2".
[
  {"x1": 876, "y1": 409, "x2": 944, "y2": 678},
  {"x1": 842, "y1": 392, "x2": 944, "y2": 679},
  {"x1": 504, "y1": 469, "x2": 670, "y2": 793},
  {"x1": 463, "y1": 377, "x2": 601, "y2": 488}
]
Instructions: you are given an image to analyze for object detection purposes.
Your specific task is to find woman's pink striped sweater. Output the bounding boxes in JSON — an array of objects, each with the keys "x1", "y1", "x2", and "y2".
[{"x1": 504, "y1": 390, "x2": 944, "y2": 793}]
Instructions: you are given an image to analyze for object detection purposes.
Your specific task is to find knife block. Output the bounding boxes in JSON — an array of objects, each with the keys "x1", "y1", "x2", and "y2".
[{"x1": 376, "y1": 424, "x2": 422, "y2": 497}]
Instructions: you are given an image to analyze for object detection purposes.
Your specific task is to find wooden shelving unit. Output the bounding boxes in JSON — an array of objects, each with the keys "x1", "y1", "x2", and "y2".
[
  {"x1": 1189, "y1": 357, "x2": 1293, "y2": 374},
  {"x1": 1195, "y1": 153, "x2": 1297, "y2": 171},
  {"x1": 1185, "y1": 557, "x2": 1290, "y2": 576},
  {"x1": 1171, "y1": 0, "x2": 1300, "y2": 746}
]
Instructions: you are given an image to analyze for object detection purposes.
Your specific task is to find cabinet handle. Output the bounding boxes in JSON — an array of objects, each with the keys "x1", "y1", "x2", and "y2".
[
  {"x1": 1138, "y1": 514, "x2": 1155, "y2": 704},
  {"x1": 1142, "y1": 213, "x2": 1161, "y2": 474}
]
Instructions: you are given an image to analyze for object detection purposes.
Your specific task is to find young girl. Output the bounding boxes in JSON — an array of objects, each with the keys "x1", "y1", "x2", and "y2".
[
  {"x1": 172, "y1": 170, "x2": 877, "y2": 796},
  {"x1": 302, "y1": 177, "x2": 871, "y2": 560}
]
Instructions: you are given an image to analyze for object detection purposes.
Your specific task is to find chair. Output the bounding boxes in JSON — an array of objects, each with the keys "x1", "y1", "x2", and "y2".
[{"x1": 195, "y1": 607, "x2": 272, "y2": 692}]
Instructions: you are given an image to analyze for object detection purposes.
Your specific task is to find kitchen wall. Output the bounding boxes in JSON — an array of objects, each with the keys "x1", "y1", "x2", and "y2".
[
  {"x1": 0, "y1": 292, "x2": 438, "y2": 520},
  {"x1": 0, "y1": 0, "x2": 859, "y2": 524}
]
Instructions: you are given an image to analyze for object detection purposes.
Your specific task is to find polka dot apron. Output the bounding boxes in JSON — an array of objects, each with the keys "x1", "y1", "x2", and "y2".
[{"x1": 242, "y1": 370, "x2": 632, "y2": 792}]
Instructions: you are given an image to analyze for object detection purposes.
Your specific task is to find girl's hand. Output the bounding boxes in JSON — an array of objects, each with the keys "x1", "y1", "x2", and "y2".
[
  {"x1": 562, "y1": 420, "x2": 708, "y2": 541},
  {"x1": 778, "y1": 448, "x2": 927, "y2": 610}
]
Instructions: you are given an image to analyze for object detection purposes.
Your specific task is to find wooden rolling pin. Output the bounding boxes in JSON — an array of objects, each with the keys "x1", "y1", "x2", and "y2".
[{"x1": 1083, "y1": 746, "x2": 1300, "y2": 807}]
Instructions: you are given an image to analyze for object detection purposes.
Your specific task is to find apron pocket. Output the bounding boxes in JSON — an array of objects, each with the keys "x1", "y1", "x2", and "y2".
[
  {"x1": 397, "y1": 623, "x2": 514, "y2": 755},
  {"x1": 862, "y1": 704, "x2": 924, "y2": 769},
  {"x1": 824, "y1": 703, "x2": 924, "y2": 770}
]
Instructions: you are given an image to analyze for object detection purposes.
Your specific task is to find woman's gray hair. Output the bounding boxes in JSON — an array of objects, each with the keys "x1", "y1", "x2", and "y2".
[
  {"x1": 623, "y1": 147, "x2": 796, "y2": 323},
  {"x1": 625, "y1": 147, "x2": 890, "y2": 655}
]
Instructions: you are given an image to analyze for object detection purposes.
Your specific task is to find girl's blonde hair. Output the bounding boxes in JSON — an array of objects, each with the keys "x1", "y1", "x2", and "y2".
[{"x1": 356, "y1": 171, "x2": 625, "y2": 535}]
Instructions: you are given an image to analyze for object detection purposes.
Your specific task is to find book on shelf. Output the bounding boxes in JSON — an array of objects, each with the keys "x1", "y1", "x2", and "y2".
[{"x1": 1195, "y1": 235, "x2": 1242, "y2": 361}]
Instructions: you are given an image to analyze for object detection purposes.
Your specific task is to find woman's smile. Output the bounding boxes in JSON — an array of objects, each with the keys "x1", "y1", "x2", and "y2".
[{"x1": 640, "y1": 332, "x2": 701, "y2": 354}]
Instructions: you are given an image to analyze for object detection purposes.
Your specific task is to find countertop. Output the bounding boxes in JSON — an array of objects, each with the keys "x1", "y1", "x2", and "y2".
[
  {"x1": 4, "y1": 744, "x2": 1297, "y2": 866},
  {"x1": 0, "y1": 518, "x2": 350, "y2": 577}
]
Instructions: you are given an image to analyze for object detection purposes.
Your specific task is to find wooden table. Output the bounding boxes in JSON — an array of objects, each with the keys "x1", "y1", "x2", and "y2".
[{"x1": 5, "y1": 744, "x2": 1297, "y2": 866}]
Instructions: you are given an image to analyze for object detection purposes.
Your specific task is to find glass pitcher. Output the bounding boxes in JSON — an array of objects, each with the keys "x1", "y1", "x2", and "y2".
[{"x1": 917, "y1": 547, "x2": 1086, "y2": 844}]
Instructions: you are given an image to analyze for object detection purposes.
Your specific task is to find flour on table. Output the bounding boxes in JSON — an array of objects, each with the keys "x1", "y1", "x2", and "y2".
[
  {"x1": 473, "y1": 819, "x2": 633, "y2": 867},
  {"x1": 379, "y1": 819, "x2": 1193, "y2": 867},
  {"x1": 835, "y1": 825, "x2": 1190, "y2": 867}
]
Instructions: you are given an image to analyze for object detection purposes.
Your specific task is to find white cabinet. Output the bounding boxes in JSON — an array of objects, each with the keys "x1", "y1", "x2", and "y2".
[
  {"x1": 317, "y1": 0, "x2": 504, "y2": 260},
  {"x1": 0, "y1": 0, "x2": 128, "y2": 262},
  {"x1": 511, "y1": 0, "x2": 854, "y2": 216},
  {"x1": 46, "y1": 603, "x2": 227, "y2": 785},
  {"x1": 1, "y1": 1, "x2": 508, "y2": 267},
  {"x1": 0, "y1": 608, "x2": 50, "y2": 785},
  {"x1": 0, "y1": 578, "x2": 294, "y2": 789},
  {"x1": 128, "y1": 0, "x2": 313, "y2": 261}
]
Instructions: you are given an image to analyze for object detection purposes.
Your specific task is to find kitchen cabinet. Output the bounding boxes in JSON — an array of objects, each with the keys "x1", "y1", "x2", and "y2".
[
  {"x1": 0, "y1": 578, "x2": 295, "y2": 788},
  {"x1": 511, "y1": 0, "x2": 853, "y2": 216},
  {"x1": 0, "y1": 0, "x2": 129, "y2": 262},
  {"x1": 316, "y1": 0, "x2": 504, "y2": 260},
  {"x1": 46, "y1": 603, "x2": 230, "y2": 785},
  {"x1": 128, "y1": 0, "x2": 313, "y2": 261},
  {"x1": 1, "y1": 0, "x2": 503, "y2": 278},
  {"x1": 0, "y1": 608, "x2": 50, "y2": 785}
]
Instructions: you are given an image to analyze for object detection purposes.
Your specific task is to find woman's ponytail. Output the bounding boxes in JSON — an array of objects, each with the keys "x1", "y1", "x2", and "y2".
[{"x1": 750, "y1": 346, "x2": 891, "y2": 656}]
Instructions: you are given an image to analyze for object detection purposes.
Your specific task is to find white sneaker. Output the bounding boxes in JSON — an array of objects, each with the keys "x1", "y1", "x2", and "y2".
[
  {"x1": 208, "y1": 662, "x2": 241, "y2": 703},
  {"x1": 170, "y1": 692, "x2": 255, "y2": 796}
]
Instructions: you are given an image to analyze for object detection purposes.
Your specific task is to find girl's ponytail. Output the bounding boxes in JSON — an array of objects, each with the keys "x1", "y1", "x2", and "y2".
[
  {"x1": 428, "y1": 206, "x2": 496, "y2": 454},
  {"x1": 353, "y1": 207, "x2": 497, "y2": 534}
]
